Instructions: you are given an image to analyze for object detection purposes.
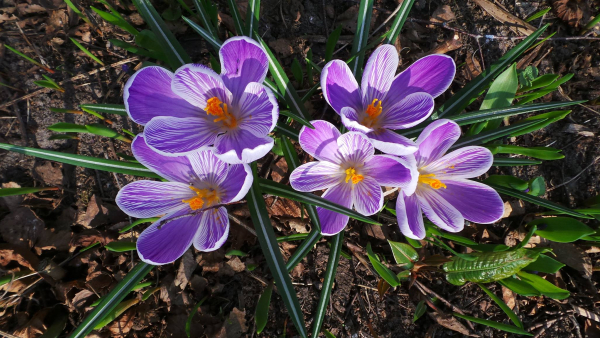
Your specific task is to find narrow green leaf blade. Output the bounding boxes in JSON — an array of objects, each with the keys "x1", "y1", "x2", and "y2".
[
  {"x1": 453, "y1": 313, "x2": 533, "y2": 336},
  {"x1": 347, "y1": 0, "x2": 374, "y2": 81},
  {"x1": 529, "y1": 217, "x2": 596, "y2": 242},
  {"x1": 524, "y1": 254, "x2": 565, "y2": 274},
  {"x1": 366, "y1": 242, "x2": 400, "y2": 287},
  {"x1": 383, "y1": 0, "x2": 416, "y2": 44},
  {"x1": 477, "y1": 283, "x2": 523, "y2": 329},
  {"x1": 0, "y1": 187, "x2": 59, "y2": 197},
  {"x1": 80, "y1": 103, "x2": 127, "y2": 116},
  {"x1": 516, "y1": 271, "x2": 570, "y2": 299},
  {"x1": 388, "y1": 240, "x2": 419, "y2": 269},
  {"x1": 255, "y1": 281, "x2": 273, "y2": 334}
]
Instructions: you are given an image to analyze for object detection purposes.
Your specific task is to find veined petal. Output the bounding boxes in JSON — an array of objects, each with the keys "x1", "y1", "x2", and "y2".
[
  {"x1": 341, "y1": 107, "x2": 373, "y2": 133},
  {"x1": 219, "y1": 36, "x2": 269, "y2": 103},
  {"x1": 131, "y1": 134, "x2": 195, "y2": 183},
  {"x1": 387, "y1": 54, "x2": 456, "y2": 99},
  {"x1": 380, "y1": 92, "x2": 434, "y2": 129},
  {"x1": 425, "y1": 146, "x2": 493, "y2": 180},
  {"x1": 220, "y1": 164, "x2": 253, "y2": 203},
  {"x1": 172, "y1": 63, "x2": 232, "y2": 109},
  {"x1": 351, "y1": 176, "x2": 383, "y2": 216},
  {"x1": 320, "y1": 60, "x2": 362, "y2": 115},
  {"x1": 116, "y1": 181, "x2": 192, "y2": 218},
  {"x1": 417, "y1": 186, "x2": 464, "y2": 232},
  {"x1": 298, "y1": 120, "x2": 342, "y2": 164},
  {"x1": 237, "y1": 82, "x2": 278, "y2": 135},
  {"x1": 186, "y1": 149, "x2": 228, "y2": 186},
  {"x1": 362, "y1": 44, "x2": 399, "y2": 106},
  {"x1": 213, "y1": 128, "x2": 273, "y2": 164},
  {"x1": 290, "y1": 161, "x2": 343, "y2": 192},
  {"x1": 367, "y1": 129, "x2": 418, "y2": 156},
  {"x1": 436, "y1": 179, "x2": 504, "y2": 224},
  {"x1": 318, "y1": 183, "x2": 352, "y2": 236},
  {"x1": 415, "y1": 119, "x2": 461, "y2": 166},
  {"x1": 337, "y1": 132, "x2": 374, "y2": 164},
  {"x1": 364, "y1": 154, "x2": 416, "y2": 188},
  {"x1": 396, "y1": 191, "x2": 426, "y2": 240},
  {"x1": 137, "y1": 208, "x2": 201, "y2": 265},
  {"x1": 144, "y1": 116, "x2": 222, "y2": 155},
  {"x1": 194, "y1": 207, "x2": 230, "y2": 252}
]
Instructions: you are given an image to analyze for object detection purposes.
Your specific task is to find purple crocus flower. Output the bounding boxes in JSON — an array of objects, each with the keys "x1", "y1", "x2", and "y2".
[
  {"x1": 395, "y1": 119, "x2": 504, "y2": 240},
  {"x1": 124, "y1": 36, "x2": 278, "y2": 164},
  {"x1": 321, "y1": 44, "x2": 456, "y2": 156},
  {"x1": 116, "y1": 135, "x2": 252, "y2": 265},
  {"x1": 289, "y1": 120, "x2": 417, "y2": 236}
]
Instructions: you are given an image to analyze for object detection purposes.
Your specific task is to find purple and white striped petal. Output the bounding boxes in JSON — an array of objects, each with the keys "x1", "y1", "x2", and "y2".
[
  {"x1": 124, "y1": 66, "x2": 199, "y2": 125},
  {"x1": 213, "y1": 128, "x2": 274, "y2": 164},
  {"x1": 172, "y1": 64, "x2": 232, "y2": 109},
  {"x1": 363, "y1": 155, "x2": 417, "y2": 188},
  {"x1": 367, "y1": 129, "x2": 418, "y2": 156},
  {"x1": 417, "y1": 186, "x2": 464, "y2": 232},
  {"x1": 187, "y1": 149, "x2": 228, "y2": 186},
  {"x1": 144, "y1": 116, "x2": 222, "y2": 155},
  {"x1": 361, "y1": 44, "x2": 399, "y2": 106},
  {"x1": 337, "y1": 132, "x2": 374, "y2": 164},
  {"x1": 131, "y1": 134, "x2": 194, "y2": 183},
  {"x1": 435, "y1": 179, "x2": 504, "y2": 224},
  {"x1": 321, "y1": 60, "x2": 362, "y2": 115},
  {"x1": 219, "y1": 164, "x2": 253, "y2": 203},
  {"x1": 290, "y1": 161, "x2": 343, "y2": 192},
  {"x1": 298, "y1": 120, "x2": 342, "y2": 163},
  {"x1": 425, "y1": 146, "x2": 493, "y2": 180},
  {"x1": 116, "y1": 180, "x2": 192, "y2": 218},
  {"x1": 379, "y1": 92, "x2": 435, "y2": 130},
  {"x1": 387, "y1": 54, "x2": 456, "y2": 99},
  {"x1": 351, "y1": 176, "x2": 383, "y2": 216},
  {"x1": 236, "y1": 82, "x2": 278, "y2": 136},
  {"x1": 318, "y1": 183, "x2": 352, "y2": 236},
  {"x1": 396, "y1": 191, "x2": 426, "y2": 240},
  {"x1": 194, "y1": 207, "x2": 230, "y2": 252},
  {"x1": 414, "y1": 119, "x2": 461, "y2": 166},
  {"x1": 136, "y1": 208, "x2": 201, "y2": 265},
  {"x1": 219, "y1": 37, "x2": 269, "y2": 103},
  {"x1": 341, "y1": 107, "x2": 374, "y2": 133}
]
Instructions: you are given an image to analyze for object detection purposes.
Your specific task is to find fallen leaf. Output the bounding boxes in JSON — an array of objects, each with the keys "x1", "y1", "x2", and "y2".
[
  {"x1": 0, "y1": 207, "x2": 45, "y2": 248},
  {"x1": 107, "y1": 306, "x2": 137, "y2": 337},
  {"x1": 222, "y1": 308, "x2": 248, "y2": 338},
  {"x1": 174, "y1": 250, "x2": 196, "y2": 290},
  {"x1": 473, "y1": 0, "x2": 536, "y2": 35},
  {"x1": 269, "y1": 38, "x2": 294, "y2": 57},
  {"x1": 431, "y1": 5, "x2": 456, "y2": 23},
  {"x1": 428, "y1": 312, "x2": 476, "y2": 337},
  {"x1": 78, "y1": 194, "x2": 127, "y2": 228},
  {"x1": 502, "y1": 286, "x2": 516, "y2": 310},
  {"x1": 0, "y1": 244, "x2": 40, "y2": 270},
  {"x1": 552, "y1": 0, "x2": 591, "y2": 28},
  {"x1": 226, "y1": 257, "x2": 246, "y2": 273}
]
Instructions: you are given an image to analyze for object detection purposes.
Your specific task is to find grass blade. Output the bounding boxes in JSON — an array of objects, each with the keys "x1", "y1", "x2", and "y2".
[
  {"x1": 382, "y1": 0, "x2": 416, "y2": 44},
  {"x1": 492, "y1": 157, "x2": 542, "y2": 166},
  {"x1": 366, "y1": 242, "x2": 401, "y2": 287},
  {"x1": 182, "y1": 16, "x2": 222, "y2": 51},
  {"x1": 477, "y1": 283, "x2": 523, "y2": 329},
  {"x1": 4, "y1": 44, "x2": 54, "y2": 73},
  {"x1": 274, "y1": 124, "x2": 300, "y2": 141},
  {"x1": 0, "y1": 187, "x2": 59, "y2": 197},
  {"x1": 91, "y1": 6, "x2": 138, "y2": 36},
  {"x1": 255, "y1": 281, "x2": 273, "y2": 334},
  {"x1": 69, "y1": 38, "x2": 104, "y2": 66},
  {"x1": 80, "y1": 103, "x2": 127, "y2": 116},
  {"x1": 63, "y1": 0, "x2": 91, "y2": 25},
  {"x1": 449, "y1": 120, "x2": 543, "y2": 150},
  {"x1": 185, "y1": 296, "x2": 208, "y2": 338},
  {"x1": 245, "y1": 0, "x2": 260, "y2": 38},
  {"x1": 453, "y1": 313, "x2": 532, "y2": 336},
  {"x1": 191, "y1": 0, "x2": 219, "y2": 39},
  {"x1": 348, "y1": 0, "x2": 374, "y2": 81},
  {"x1": 325, "y1": 25, "x2": 343, "y2": 62},
  {"x1": 226, "y1": 0, "x2": 245, "y2": 35},
  {"x1": 119, "y1": 217, "x2": 160, "y2": 233}
]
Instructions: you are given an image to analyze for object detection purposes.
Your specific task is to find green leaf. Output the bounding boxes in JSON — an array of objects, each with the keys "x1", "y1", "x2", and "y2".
[
  {"x1": 525, "y1": 7, "x2": 551, "y2": 22},
  {"x1": 524, "y1": 254, "x2": 565, "y2": 274},
  {"x1": 519, "y1": 74, "x2": 559, "y2": 92},
  {"x1": 69, "y1": 263, "x2": 153, "y2": 338},
  {"x1": 0, "y1": 143, "x2": 160, "y2": 178},
  {"x1": 191, "y1": 0, "x2": 219, "y2": 40},
  {"x1": 0, "y1": 270, "x2": 34, "y2": 287},
  {"x1": 516, "y1": 271, "x2": 570, "y2": 299},
  {"x1": 5, "y1": 44, "x2": 54, "y2": 73},
  {"x1": 382, "y1": 0, "x2": 416, "y2": 44},
  {"x1": 347, "y1": 0, "x2": 374, "y2": 81},
  {"x1": 225, "y1": 249, "x2": 248, "y2": 257},
  {"x1": 80, "y1": 104, "x2": 127, "y2": 116},
  {"x1": 182, "y1": 16, "x2": 222, "y2": 52},
  {"x1": 119, "y1": 217, "x2": 159, "y2": 233},
  {"x1": 311, "y1": 232, "x2": 344, "y2": 337},
  {"x1": 185, "y1": 296, "x2": 208, "y2": 338},
  {"x1": 453, "y1": 313, "x2": 533, "y2": 336},
  {"x1": 413, "y1": 300, "x2": 427, "y2": 323},
  {"x1": 499, "y1": 276, "x2": 541, "y2": 296},
  {"x1": 443, "y1": 248, "x2": 548, "y2": 285},
  {"x1": 34, "y1": 80, "x2": 64, "y2": 92},
  {"x1": 274, "y1": 124, "x2": 300, "y2": 141},
  {"x1": 484, "y1": 175, "x2": 529, "y2": 191},
  {"x1": 509, "y1": 110, "x2": 571, "y2": 137},
  {"x1": 450, "y1": 120, "x2": 545, "y2": 150},
  {"x1": 110, "y1": 38, "x2": 165, "y2": 61},
  {"x1": 516, "y1": 74, "x2": 573, "y2": 105},
  {"x1": 255, "y1": 281, "x2": 273, "y2": 334},
  {"x1": 477, "y1": 283, "x2": 523, "y2": 329},
  {"x1": 246, "y1": 164, "x2": 307, "y2": 338},
  {"x1": 528, "y1": 217, "x2": 596, "y2": 242},
  {"x1": 306, "y1": 49, "x2": 314, "y2": 87},
  {"x1": 0, "y1": 187, "x2": 59, "y2": 197},
  {"x1": 388, "y1": 240, "x2": 419, "y2": 269},
  {"x1": 132, "y1": 281, "x2": 153, "y2": 291},
  {"x1": 93, "y1": 298, "x2": 139, "y2": 329},
  {"x1": 258, "y1": 179, "x2": 379, "y2": 225},
  {"x1": 493, "y1": 157, "x2": 542, "y2": 166},
  {"x1": 48, "y1": 122, "x2": 88, "y2": 133},
  {"x1": 487, "y1": 144, "x2": 564, "y2": 160},
  {"x1": 141, "y1": 286, "x2": 160, "y2": 301},
  {"x1": 69, "y1": 38, "x2": 104, "y2": 66},
  {"x1": 528, "y1": 176, "x2": 545, "y2": 196},
  {"x1": 325, "y1": 25, "x2": 343, "y2": 62},
  {"x1": 91, "y1": 6, "x2": 138, "y2": 36},
  {"x1": 366, "y1": 242, "x2": 400, "y2": 287},
  {"x1": 291, "y1": 58, "x2": 303, "y2": 87},
  {"x1": 105, "y1": 240, "x2": 136, "y2": 252},
  {"x1": 85, "y1": 124, "x2": 131, "y2": 142},
  {"x1": 514, "y1": 225, "x2": 537, "y2": 250},
  {"x1": 225, "y1": 0, "x2": 245, "y2": 35},
  {"x1": 245, "y1": 0, "x2": 260, "y2": 38},
  {"x1": 63, "y1": 0, "x2": 91, "y2": 25}
]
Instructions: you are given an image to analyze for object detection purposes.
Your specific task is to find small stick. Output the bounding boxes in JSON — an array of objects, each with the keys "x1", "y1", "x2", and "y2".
[
  {"x1": 414, "y1": 280, "x2": 476, "y2": 330},
  {"x1": 547, "y1": 156, "x2": 600, "y2": 192}
]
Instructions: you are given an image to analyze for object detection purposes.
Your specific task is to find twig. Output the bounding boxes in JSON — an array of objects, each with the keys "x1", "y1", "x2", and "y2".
[
  {"x1": 14, "y1": 22, "x2": 47, "y2": 67},
  {"x1": 414, "y1": 280, "x2": 476, "y2": 330},
  {"x1": 227, "y1": 213, "x2": 257, "y2": 236},
  {"x1": 547, "y1": 156, "x2": 600, "y2": 192}
]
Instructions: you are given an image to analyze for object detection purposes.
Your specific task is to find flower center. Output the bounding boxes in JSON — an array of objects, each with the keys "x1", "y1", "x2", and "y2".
[
  {"x1": 204, "y1": 97, "x2": 237, "y2": 129},
  {"x1": 361, "y1": 99, "x2": 383, "y2": 128},
  {"x1": 345, "y1": 167, "x2": 364, "y2": 184},
  {"x1": 182, "y1": 186, "x2": 220, "y2": 210},
  {"x1": 418, "y1": 174, "x2": 447, "y2": 190}
]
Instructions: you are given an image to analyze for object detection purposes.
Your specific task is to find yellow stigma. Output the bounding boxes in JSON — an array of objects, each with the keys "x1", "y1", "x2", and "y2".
[
  {"x1": 362, "y1": 99, "x2": 383, "y2": 128},
  {"x1": 182, "y1": 186, "x2": 220, "y2": 210},
  {"x1": 418, "y1": 174, "x2": 446, "y2": 190},
  {"x1": 345, "y1": 167, "x2": 364, "y2": 184},
  {"x1": 204, "y1": 97, "x2": 237, "y2": 128}
]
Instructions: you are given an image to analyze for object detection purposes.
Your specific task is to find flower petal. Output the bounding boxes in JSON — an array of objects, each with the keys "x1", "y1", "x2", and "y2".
[
  {"x1": 351, "y1": 177, "x2": 383, "y2": 216},
  {"x1": 415, "y1": 119, "x2": 461, "y2": 166},
  {"x1": 172, "y1": 63, "x2": 232, "y2": 108},
  {"x1": 417, "y1": 186, "x2": 464, "y2": 232},
  {"x1": 425, "y1": 146, "x2": 493, "y2": 180},
  {"x1": 341, "y1": 107, "x2": 373, "y2": 133},
  {"x1": 362, "y1": 44, "x2": 398, "y2": 106},
  {"x1": 380, "y1": 92, "x2": 434, "y2": 129},
  {"x1": 318, "y1": 183, "x2": 352, "y2": 236},
  {"x1": 194, "y1": 206, "x2": 230, "y2": 251},
  {"x1": 290, "y1": 161, "x2": 343, "y2": 192},
  {"x1": 321, "y1": 60, "x2": 362, "y2": 115},
  {"x1": 144, "y1": 116, "x2": 221, "y2": 155},
  {"x1": 237, "y1": 82, "x2": 278, "y2": 135},
  {"x1": 387, "y1": 54, "x2": 456, "y2": 99},
  {"x1": 124, "y1": 66, "x2": 199, "y2": 125},
  {"x1": 186, "y1": 149, "x2": 228, "y2": 186},
  {"x1": 136, "y1": 208, "x2": 201, "y2": 265},
  {"x1": 435, "y1": 179, "x2": 504, "y2": 224},
  {"x1": 367, "y1": 129, "x2": 418, "y2": 156},
  {"x1": 364, "y1": 154, "x2": 417, "y2": 188},
  {"x1": 213, "y1": 128, "x2": 273, "y2": 164},
  {"x1": 219, "y1": 36, "x2": 269, "y2": 103},
  {"x1": 220, "y1": 164, "x2": 253, "y2": 203},
  {"x1": 298, "y1": 120, "x2": 342, "y2": 163},
  {"x1": 396, "y1": 191, "x2": 426, "y2": 240},
  {"x1": 116, "y1": 181, "x2": 192, "y2": 218},
  {"x1": 337, "y1": 132, "x2": 374, "y2": 164},
  {"x1": 131, "y1": 134, "x2": 194, "y2": 183}
]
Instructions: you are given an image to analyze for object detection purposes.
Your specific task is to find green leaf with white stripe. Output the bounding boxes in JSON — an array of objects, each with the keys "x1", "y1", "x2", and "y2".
[
  {"x1": 449, "y1": 120, "x2": 545, "y2": 150},
  {"x1": 225, "y1": 0, "x2": 245, "y2": 35},
  {"x1": 191, "y1": 0, "x2": 219, "y2": 40},
  {"x1": 348, "y1": 0, "x2": 374, "y2": 81},
  {"x1": 182, "y1": 16, "x2": 222, "y2": 51},
  {"x1": 382, "y1": 0, "x2": 415, "y2": 44},
  {"x1": 80, "y1": 104, "x2": 127, "y2": 116},
  {"x1": 245, "y1": 0, "x2": 260, "y2": 38}
]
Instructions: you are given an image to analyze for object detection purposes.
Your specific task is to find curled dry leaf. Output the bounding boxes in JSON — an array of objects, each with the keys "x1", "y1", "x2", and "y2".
[
  {"x1": 0, "y1": 207, "x2": 45, "y2": 248},
  {"x1": 552, "y1": 0, "x2": 591, "y2": 28},
  {"x1": 430, "y1": 5, "x2": 456, "y2": 24},
  {"x1": 473, "y1": 0, "x2": 536, "y2": 35},
  {"x1": 0, "y1": 243, "x2": 40, "y2": 270}
]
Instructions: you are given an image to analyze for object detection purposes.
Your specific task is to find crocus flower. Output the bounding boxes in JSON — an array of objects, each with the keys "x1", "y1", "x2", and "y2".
[
  {"x1": 289, "y1": 120, "x2": 417, "y2": 236},
  {"x1": 116, "y1": 135, "x2": 252, "y2": 265},
  {"x1": 321, "y1": 44, "x2": 455, "y2": 156},
  {"x1": 124, "y1": 36, "x2": 278, "y2": 164},
  {"x1": 395, "y1": 119, "x2": 504, "y2": 240}
]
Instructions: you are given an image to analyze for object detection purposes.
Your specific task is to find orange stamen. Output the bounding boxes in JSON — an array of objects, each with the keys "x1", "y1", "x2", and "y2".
[
  {"x1": 362, "y1": 99, "x2": 383, "y2": 128},
  {"x1": 182, "y1": 186, "x2": 220, "y2": 210},
  {"x1": 204, "y1": 97, "x2": 238, "y2": 128},
  {"x1": 345, "y1": 167, "x2": 364, "y2": 184},
  {"x1": 418, "y1": 174, "x2": 447, "y2": 190}
]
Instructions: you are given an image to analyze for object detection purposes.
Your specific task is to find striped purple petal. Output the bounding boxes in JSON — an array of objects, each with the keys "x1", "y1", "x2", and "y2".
[
  {"x1": 417, "y1": 186, "x2": 464, "y2": 232},
  {"x1": 415, "y1": 119, "x2": 461, "y2": 166},
  {"x1": 425, "y1": 146, "x2": 493, "y2": 180},
  {"x1": 364, "y1": 154, "x2": 417, "y2": 188},
  {"x1": 362, "y1": 44, "x2": 398, "y2": 107},
  {"x1": 341, "y1": 107, "x2": 374, "y2": 133},
  {"x1": 219, "y1": 163, "x2": 253, "y2": 203},
  {"x1": 290, "y1": 161, "x2": 343, "y2": 192},
  {"x1": 318, "y1": 183, "x2": 352, "y2": 236},
  {"x1": 172, "y1": 63, "x2": 232, "y2": 109},
  {"x1": 379, "y1": 92, "x2": 434, "y2": 130},
  {"x1": 186, "y1": 149, "x2": 228, "y2": 186},
  {"x1": 116, "y1": 180, "x2": 192, "y2": 218},
  {"x1": 213, "y1": 128, "x2": 274, "y2": 164},
  {"x1": 387, "y1": 54, "x2": 456, "y2": 99},
  {"x1": 396, "y1": 191, "x2": 426, "y2": 240},
  {"x1": 337, "y1": 132, "x2": 374, "y2": 164},
  {"x1": 194, "y1": 207, "x2": 230, "y2": 252},
  {"x1": 131, "y1": 134, "x2": 194, "y2": 183},
  {"x1": 321, "y1": 60, "x2": 362, "y2": 115},
  {"x1": 367, "y1": 129, "x2": 418, "y2": 156},
  {"x1": 435, "y1": 179, "x2": 504, "y2": 224},
  {"x1": 144, "y1": 116, "x2": 223, "y2": 155},
  {"x1": 298, "y1": 120, "x2": 342, "y2": 164},
  {"x1": 236, "y1": 82, "x2": 278, "y2": 136},
  {"x1": 351, "y1": 176, "x2": 383, "y2": 216}
]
